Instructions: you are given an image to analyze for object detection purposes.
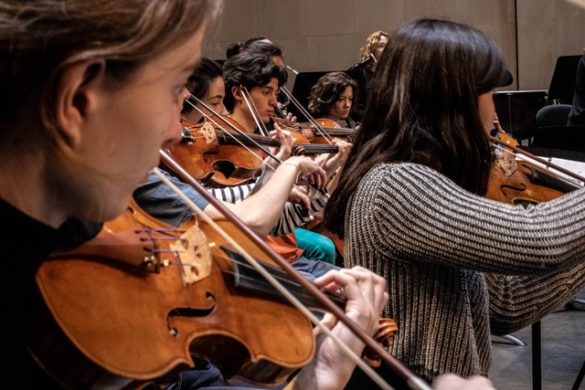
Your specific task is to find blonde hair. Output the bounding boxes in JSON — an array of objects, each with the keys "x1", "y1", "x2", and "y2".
[
  {"x1": 359, "y1": 30, "x2": 389, "y2": 61},
  {"x1": 0, "y1": 0, "x2": 222, "y2": 135}
]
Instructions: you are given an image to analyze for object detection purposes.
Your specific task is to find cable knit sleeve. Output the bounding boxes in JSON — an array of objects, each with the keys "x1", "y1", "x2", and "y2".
[{"x1": 365, "y1": 163, "x2": 585, "y2": 275}]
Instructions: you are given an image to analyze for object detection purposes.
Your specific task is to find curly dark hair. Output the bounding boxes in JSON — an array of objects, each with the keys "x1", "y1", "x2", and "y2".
[
  {"x1": 307, "y1": 72, "x2": 358, "y2": 118},
  {"x1": 244, "y1": 40, "x2": 284, "y2": 60},
  {"x1": 223, "y1": 51, "x2": 287, "y2": 112},
  {"x1": 225, "y1": 36, "x2": 268, "y2": 58}
]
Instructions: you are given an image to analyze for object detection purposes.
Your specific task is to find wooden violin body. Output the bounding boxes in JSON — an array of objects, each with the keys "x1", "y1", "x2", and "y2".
[
  {"x1": 28, "y1": 201, "x2": 316, "y2": 388},
  {"x1": 274, "y1": 117, "x2": 357, "y2": 145},
  {"x1": 486, "y1": 157, "x2": 572, "y2": 205},
  {"x1": 164, "y1": 117, "x2": 340, "y2": 187},
  {"x1": 487, "y1": 131, "x2": 580, "y2": 205},
  {"x1": 164, "y1": 121, "x2": 267, "y2": 187}
]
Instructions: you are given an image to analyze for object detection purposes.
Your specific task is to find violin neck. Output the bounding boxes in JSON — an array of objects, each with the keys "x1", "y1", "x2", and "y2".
[
  {"x1": 294, "y1": 144, "x2": 339, "y2": 155},
  {"x1": 525, "y1": 164, "x2": 581, "y2": 193},
  {"x1": 319, "y1": 128, "x2": 356, "y2": 136},
  {"x1": 224, "y1": 247, "x2": 346, "y2": 311},
  {"x1": 217, "y1": 132, "x2": 280, "y2": 148}
]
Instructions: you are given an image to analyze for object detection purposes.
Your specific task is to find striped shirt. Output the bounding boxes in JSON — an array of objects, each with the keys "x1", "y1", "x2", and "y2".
[{"x1": 206, "y1": 177, "x2": 328, "y2": 236}]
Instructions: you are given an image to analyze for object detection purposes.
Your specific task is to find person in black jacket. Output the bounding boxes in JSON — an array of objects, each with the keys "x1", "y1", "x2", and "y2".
[
  {"x1": 346, "y1": 31, "x2": 388, "y2": 122},
  {"x1": 568, "y1": 52, "x2": 585, "y2": 125}
]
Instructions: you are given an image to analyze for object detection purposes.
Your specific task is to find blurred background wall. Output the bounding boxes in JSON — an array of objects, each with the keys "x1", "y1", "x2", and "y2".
[{"x1": 203, "y1": 0, "x2": 585, "y2": 90}]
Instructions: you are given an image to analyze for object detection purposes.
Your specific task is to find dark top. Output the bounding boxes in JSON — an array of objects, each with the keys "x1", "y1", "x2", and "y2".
[
  {"x1": 346, "y1": 63, "x2": 373, "y2": 123},
  {"x1": 568, "y1": 54, "x2": 585, "y2": 125},
  {"x1": 0, "y1": 197, "x2": 101, "y2": 388},
  {"x1": 133, "y1": 170, "x2": 209, "y2": 227}
]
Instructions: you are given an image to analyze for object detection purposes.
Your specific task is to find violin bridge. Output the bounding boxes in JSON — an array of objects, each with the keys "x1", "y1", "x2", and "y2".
[
  {"x1": 169, "y1": 224, "x2": 213, "y2": 285},
  {"x1": 496, "y1": 154, "x2": 518, "y2": 177},
  {"x1": 200, "y1": 121, "x2": 217, "y2": 144}
]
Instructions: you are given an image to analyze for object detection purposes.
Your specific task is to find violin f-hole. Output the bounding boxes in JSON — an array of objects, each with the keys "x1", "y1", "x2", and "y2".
[
  {"x1": 210, "y1": 160, "x2": 258, "y2": 179},
  {"x1": 167, "y1": 292, "x2": 216, "y2": 336}
]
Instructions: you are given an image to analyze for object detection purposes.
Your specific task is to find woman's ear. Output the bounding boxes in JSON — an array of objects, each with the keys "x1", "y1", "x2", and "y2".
[
  {"x1": 52, "y1": 59, "x2": 106, "y2": 148},
  {"x1": 231, "y1": 85, "x2": 243, "y2": 104}
]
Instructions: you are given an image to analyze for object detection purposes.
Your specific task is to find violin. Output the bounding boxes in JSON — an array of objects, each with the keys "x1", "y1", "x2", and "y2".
[
  {"x1": 26, "y1": 145, "x2": 431, "y2": 389},
  {"x1": 273, "y1": 117, "x2": 357, "y2": 144},
  {"x1": 486, "y1": 129, "x2": 581, "y2": 205},
  {"x1": 164, "y1": 120, "x2": 267, "y2": 187},
  {"x1": 29, "y1": 199, "x2": 346, "y2": 387},
  {"x1": 164, "y1": 116, "x2": 340, "y2": 187}
]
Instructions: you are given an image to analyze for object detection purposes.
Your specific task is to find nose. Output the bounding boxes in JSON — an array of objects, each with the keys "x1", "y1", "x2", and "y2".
[
  {"x1": 179, "y1": 87, "x2": 190, "y2": 106},
  {"x1": 163, "y1": 119, "x2": 183, "y2": 147},
  {"x1": 218, "y1": 103, "x2": 228, "y2": 116}
]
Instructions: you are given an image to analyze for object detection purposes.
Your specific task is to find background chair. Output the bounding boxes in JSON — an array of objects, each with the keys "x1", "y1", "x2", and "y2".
[
  {"x1": 494, "y1": 90, "x2": 548, "y2": 142},
  {"x1": 530, "y1": 104, "x2": 585, "y2": 151},
  {"x1": 535, "y1": 104, "x2": 572, "y2": 128}
]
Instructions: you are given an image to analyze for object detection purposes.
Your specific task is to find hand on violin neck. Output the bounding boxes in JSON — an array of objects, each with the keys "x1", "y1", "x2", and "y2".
[
  {"x1": 317, "y1": 137, "x2": 352, "y2": 176},
  {"x1": 284, "y1": 156, "x2": 327, "y2": 190},
  {"x1": 270, "y1": 123, "x2": 294, "y2": 161},
  {"x1": 283, "y1": 111, "x2": 297, "y2": 125},
  {"x1": 272, "y1": 110, "x2": 297, "y2": 127}
]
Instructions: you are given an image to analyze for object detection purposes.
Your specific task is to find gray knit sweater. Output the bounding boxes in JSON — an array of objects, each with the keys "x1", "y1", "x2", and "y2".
[{"x1": 345, "y1": 162, "x2": 585, "y2": 382}]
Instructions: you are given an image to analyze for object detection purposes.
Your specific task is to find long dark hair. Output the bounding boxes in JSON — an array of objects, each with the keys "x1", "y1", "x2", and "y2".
[{"x1": 324, "y1": 19, "x2": 512, "y2": 237}]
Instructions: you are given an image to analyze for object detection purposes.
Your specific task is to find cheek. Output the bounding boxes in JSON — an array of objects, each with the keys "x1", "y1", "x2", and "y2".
[
  {"x1": 117, "y1": 108, "x2": 172, "y2": 170},
  {"x1": 478, "y1": 94, "x2": 496, "y2": 133}
]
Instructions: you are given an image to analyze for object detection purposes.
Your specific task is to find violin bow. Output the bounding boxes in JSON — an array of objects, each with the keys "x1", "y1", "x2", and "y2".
[
  {"x1": 156, "y1": 150, "x2": 431, "y2": 390},
  {"x1": 188, "y1": 94, "x2": 331, "y2": 197},
  {"x1": 275, "y1": 63, "x2": 332, "y2": 141},
  {"x1": 279, "y1": 86, "x2": 335, "y2": 144},
  {"x1": 241, "y1": 86, "x2": 271, "y2": 137},
  {"x1": 185, "y1": 95, "x2": 282, "y2": 167}
]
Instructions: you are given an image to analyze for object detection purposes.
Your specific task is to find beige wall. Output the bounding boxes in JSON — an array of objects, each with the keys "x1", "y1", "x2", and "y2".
[
  {"x1": 204, "y1": 0, "x2": 584, "y2": 91},
  {"x1": 517, "y1": 0, "x2": 585, "y2": 90}
]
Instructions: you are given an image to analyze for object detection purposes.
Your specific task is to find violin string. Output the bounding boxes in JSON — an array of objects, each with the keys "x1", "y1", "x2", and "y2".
[
  {"x1": 218, "y1": 269, "x2": 344, "y2": 308},
  {"x1": 280, "y1": 87, "x2": 334, "y2": 143},
  {"x1": 139, "y1": 227, "x2": 187, "y2": 233},
  {"x1": 221, "y1": 255, "x2": 346, "y2": 305},
  {"x1": 153, "y1": 165, "x2": 396, "y2": 390},
  {"x1": 184, "y1": 97, "x2": 277, "y2": 171},
  {"x1": 241, "y1": 87, "x2": 270, "y2": 137},
  {"x1": 280, "y1": 87, "x2": 334, "y2": 144}
]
